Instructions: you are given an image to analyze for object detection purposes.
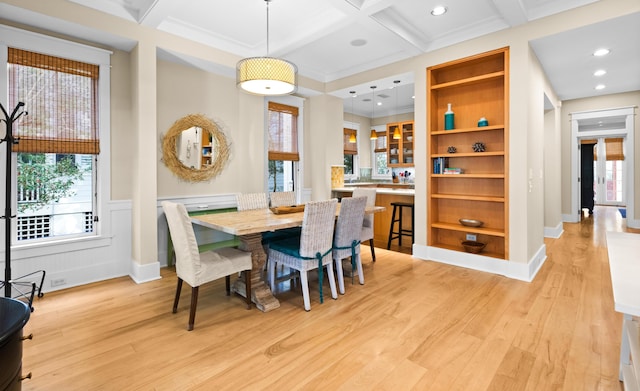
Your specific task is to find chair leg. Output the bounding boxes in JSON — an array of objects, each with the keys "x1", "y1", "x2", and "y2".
[
  {"x1": 335, "y1": 257, "x2": 345, "y2": 295},
  {"x1": 188, "y1": 286, "x2": 199, "y2": 331},
  {"x1": 355, "y1": 254, "x2": 365, "y2": 285},
  {"x1": 369, "y1": 239, "x2": 376, "y2": 262},
  {"x1": 173, "y1": 278, "x2": 183, "y2": 314},
  {"x1": 327, "y1": 261, "x2": 338, "y2": 300},
  {"x1": 244, "y1": 269, "x2": 252, "y2": 309},
  {"x1": 300, "y1": 271, "x2": 311, "y2": 311},
  {"x1": 225, "y1": 275, "x2": 231, "y2": 295}
]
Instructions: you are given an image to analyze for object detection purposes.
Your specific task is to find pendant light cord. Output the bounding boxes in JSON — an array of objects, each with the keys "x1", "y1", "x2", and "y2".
[{"x1": 266, "y1": 0, "x2": 271, "y2": 55}]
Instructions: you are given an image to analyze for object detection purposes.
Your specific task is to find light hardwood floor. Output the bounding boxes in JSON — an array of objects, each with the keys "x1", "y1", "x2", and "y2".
[{"x1": 21, "y1": 206, "x2": 635, "y2": 390}]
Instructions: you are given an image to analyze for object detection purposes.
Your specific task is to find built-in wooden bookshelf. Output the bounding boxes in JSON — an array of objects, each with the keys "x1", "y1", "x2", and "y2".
[{"x1": 427, "y1": 47, "x2": 509, "y2": 259}]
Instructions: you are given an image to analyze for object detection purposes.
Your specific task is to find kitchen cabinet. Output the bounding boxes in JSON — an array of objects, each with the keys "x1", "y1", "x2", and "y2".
[
  {"x1": 427, "y1": 47, "x2": 509, "y2": 259},
  {"x1": 387, "y1": 121, "x2": 414, "y2": 167}
]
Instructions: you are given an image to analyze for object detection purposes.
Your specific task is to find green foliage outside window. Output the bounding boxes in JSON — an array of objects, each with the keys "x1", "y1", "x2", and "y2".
[
  {"x1": 17, "y1": 153, "x2": 87, "y2": 213},
  {"x1": 344, "y1": 155, "x2": 354, "y2": 175}
]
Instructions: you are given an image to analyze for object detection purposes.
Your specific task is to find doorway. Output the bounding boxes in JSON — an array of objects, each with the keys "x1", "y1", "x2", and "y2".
[
  {"x1": 579, "y1": 137, "x2": 626, "y2": 217},
  {"x1": 570, "y1": 107, "x2": 635, "y2": 223}
]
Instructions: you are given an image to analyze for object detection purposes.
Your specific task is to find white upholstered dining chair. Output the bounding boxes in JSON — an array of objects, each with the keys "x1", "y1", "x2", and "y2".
[
  {"x1": 236, "y1": 192, "x2": 268, "y2": 211},
  {"x1": 267, "y1": 199, "x2": 338, "y2": 311},
  {"x1": 269, "y1": 191, "x2": 297, "y2": 207},
  {"x1": 352, "y1": 187, "x2": 377, "y2": 262},
  {"x1": 332, "y1": 196, "x2": 367, "y2": 294},
  {"x1": 162, "y1": 201, "x2": 252, "y2": 331}
]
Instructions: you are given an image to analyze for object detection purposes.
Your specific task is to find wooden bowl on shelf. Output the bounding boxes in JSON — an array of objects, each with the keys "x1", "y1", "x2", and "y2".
[
  {"x1": 459, "y1": 218, "x2": 483, "y2": 227},
  {"x1": 461, "y1": 240, "x2": 486, "y2": 254}
]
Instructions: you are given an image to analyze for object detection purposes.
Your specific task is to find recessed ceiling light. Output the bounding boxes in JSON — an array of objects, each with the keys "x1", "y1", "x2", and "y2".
[
  {"x1": 593, "y1": 48, "x2": 610, "y2": 57},
  {"x1": 593, "y1": 69, "x2": 607, "y2": 76},
  {"x1": 431, "y1": 5, "x2": 447, "y2": 16},
  {"x1": 595, "y1": 84, "x2": 606, "y2": 90}
]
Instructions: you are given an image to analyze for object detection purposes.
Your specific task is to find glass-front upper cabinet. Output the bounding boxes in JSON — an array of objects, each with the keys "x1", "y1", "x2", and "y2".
[{"x1": 387, "y1": 121, "x2": 414, "y2": 167}]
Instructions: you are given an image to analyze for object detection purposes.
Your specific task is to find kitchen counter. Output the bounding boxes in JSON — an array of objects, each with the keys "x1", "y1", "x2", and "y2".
[
  {"x1": 332, "y1": 185, "x2": 414, "y2": 196},
  {"x1": 332, "y1": 185, "x2": 415, "y2": 253}
]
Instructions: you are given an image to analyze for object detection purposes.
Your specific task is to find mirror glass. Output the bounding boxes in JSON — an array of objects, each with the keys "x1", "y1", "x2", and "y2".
[
  {"x1": 175, "y1": 126, "x2": 217, "y2": 170},
  {"x1": 162, "y1": 114, "x2": 229, "y2": 182}
]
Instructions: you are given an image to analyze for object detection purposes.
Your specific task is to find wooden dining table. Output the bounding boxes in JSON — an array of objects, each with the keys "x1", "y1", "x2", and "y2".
[{"x1": 191, "y1": 204, "x2": 384, "y2": 312}]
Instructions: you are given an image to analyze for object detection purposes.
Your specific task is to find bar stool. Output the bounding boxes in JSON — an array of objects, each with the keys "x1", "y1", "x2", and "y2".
[{"x1": 387, "y1": 201, "x2": 414, "y2": 250}]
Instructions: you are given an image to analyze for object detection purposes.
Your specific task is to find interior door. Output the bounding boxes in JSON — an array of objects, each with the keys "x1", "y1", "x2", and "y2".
[{"x1": 580, "y1": 142, "x2": 595, "y2": 215}]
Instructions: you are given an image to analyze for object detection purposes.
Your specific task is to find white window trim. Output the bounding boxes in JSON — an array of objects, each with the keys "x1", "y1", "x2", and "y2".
[
  {"x1": 0, "y1": 24, "x2": 112, "y2": 252},
  {"x1": 370, "y1": 124, "x2": 391, "y2": 180}
]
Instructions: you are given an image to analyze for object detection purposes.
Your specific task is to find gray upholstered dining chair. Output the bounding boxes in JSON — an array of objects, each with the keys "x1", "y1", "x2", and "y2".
[
  {"x1": 236, "y1": 192, "x2": 268, "y2": 211},
  {"x1": 267, "y1": 199, "x2": 338, "y2": 311},
  {"x1": 352, "y1": 187, "x2": 377, "y2": 262},
  {"x1": 269, "y1": 191, "x2": 297, "y2": 207},
  {"x1": 162, "y1": 201, "x2": 252, "y2": 331},
  {"x1": 332, "y1": 196, "x2": 367, "y2": 294}
]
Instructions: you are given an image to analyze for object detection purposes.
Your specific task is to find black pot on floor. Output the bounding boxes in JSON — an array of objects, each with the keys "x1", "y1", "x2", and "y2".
[{"x1": 0, "y1": 297, "x2": 30, "y2": 391}]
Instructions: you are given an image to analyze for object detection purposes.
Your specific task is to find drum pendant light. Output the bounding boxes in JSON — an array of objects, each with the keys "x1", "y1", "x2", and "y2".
[{"x1": 236, "y1": 0, "x2": 297, "y2": 95}]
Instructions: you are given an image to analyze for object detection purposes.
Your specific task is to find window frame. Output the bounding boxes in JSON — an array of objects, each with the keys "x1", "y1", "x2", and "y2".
[
  {"x1": 265, "y1": 95, "x2": 304, "y2": 201},
  {"x1": 370, "y1": 124, "x2": 390, "y2": 180},
  {"x1": 343, "y1": 121, "x2": 359, "y2": 181},
  {"x1": 0, "y1": 24, "x2": 111, "y2": 249}
]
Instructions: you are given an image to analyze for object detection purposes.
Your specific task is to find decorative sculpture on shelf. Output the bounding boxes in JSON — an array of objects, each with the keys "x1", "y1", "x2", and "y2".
[{"x1": 472, "y1": 142, "x2": 486, "y2": 152}]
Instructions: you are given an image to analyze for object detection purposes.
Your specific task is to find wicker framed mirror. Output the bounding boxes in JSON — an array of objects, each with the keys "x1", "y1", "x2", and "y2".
[{"x1": 161, "y1": 114, "x2": 230, "y2": 182}]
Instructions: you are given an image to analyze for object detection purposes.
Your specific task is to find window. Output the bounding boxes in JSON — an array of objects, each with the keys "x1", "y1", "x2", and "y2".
[
  {"x1": 343, "y1": 128, "x2": 357, "y2": 175},
  {"x1": 371, "y1": 128, "x2": 390, "y2": 179},
  {"x1": 7, "y1": 47, "x2": 100, "y2": 243},
  {"x1": 268, "y1": 102, "x2": 299, "y2": 192}
]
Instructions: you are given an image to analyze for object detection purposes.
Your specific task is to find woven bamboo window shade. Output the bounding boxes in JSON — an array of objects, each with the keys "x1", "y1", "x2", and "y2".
[
  {"x1": 268, "y1": 102, "x2": 299, "y2": 161},
  {"x1": 8, "y1": 48, "x2": 100, "y2": 154},
  {"x1": 588, "y1": 138, "x2": 624, "y2": 161},
  {"x1": 374, "y1": 131, "x2": 387, "y2": 153},
  {"x1": 604, "y1": 138, "x2": 624, "y2": 160},
  {"x1": 343, "y1": 128, "x2": 357, "y2": 155}
]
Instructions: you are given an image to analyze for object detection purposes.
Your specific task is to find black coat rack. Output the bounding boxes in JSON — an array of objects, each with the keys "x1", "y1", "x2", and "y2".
[{"x1": 1, "y1": 102, "x2": 45, "y2": 310}]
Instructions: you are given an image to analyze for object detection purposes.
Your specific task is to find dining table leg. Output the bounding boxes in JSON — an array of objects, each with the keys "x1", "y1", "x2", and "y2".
[{"x1": 231, "y1": 232, "x2": 280, "y2": 312}]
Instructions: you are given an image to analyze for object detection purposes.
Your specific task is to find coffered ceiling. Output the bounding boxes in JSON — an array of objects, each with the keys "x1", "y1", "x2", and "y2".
[{"x1": 1, "y1": 0, "x2": 638, "y2": 118}]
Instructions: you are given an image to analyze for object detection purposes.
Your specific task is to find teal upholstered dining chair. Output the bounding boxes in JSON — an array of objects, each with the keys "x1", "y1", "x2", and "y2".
[
  {"x1": 267, "y1": 199, "x2": 338, "y2": 311},
  {"x1": 332, "y1": 196, "x2": 367, "y2": 294},
  {"x1": 162, "y1": 201, "x2": 252, "y2": 331}
]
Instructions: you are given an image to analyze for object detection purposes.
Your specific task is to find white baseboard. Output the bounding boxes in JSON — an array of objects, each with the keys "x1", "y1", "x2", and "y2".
[
  {"x1": 544, "y1": 222, "x2": 564, "y2": 238},
  {"x1": 563, "y1": 213, "x2": 579, "y2": 223},
  {"x1": 129, "y1": 260, "x2": 161, "y2": 284},
  {"x1": 412, "y1": 243, "x2": 547, "y2": 282}
]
